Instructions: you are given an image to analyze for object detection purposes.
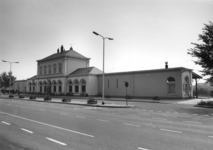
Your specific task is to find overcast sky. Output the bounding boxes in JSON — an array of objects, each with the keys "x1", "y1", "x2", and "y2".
[{"x1": 0, "y1": 0, "x2": 213, "y2": 83}]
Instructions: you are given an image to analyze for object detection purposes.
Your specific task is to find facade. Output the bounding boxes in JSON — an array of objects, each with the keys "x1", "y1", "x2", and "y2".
[{"x1": 14, "y1": 46, "x2": 200, "y2": 99}]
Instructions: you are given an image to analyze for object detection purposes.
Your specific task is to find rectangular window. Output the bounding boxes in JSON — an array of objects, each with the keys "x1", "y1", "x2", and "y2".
[
  {"x1": 54, "y1": 86, "x2": 56, "y2": 92},
  {"x1": 40, "y1": 86, "x2": 42, "y2": 93},
  {"x1": 44, "y1": 86, "x2": 46, "y2": 92},
  {"x1": 168, "y1": 84, "x2": 175, "y2": 93},
  {"x1": 49, "y1": 65, "x2": 51, "y2": 74},
  {"x1": 54, "y1": 64, "x2": 56, "y2": 73},
  {"x1": 44, "y1": 66, "x2": 47, "y2": 75},
  {"x1": 40, "y1": 66, "x2": 42, "y2": 75},
  {"x1": 59, "y1": 63, "x2": 62, "y2": 73}
]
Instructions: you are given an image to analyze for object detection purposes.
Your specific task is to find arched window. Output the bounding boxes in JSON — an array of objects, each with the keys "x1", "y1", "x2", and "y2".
[
  {"x1": 167, "y1": 77, "x2": 175, "y2": 93},
  {"x1": 68, "y1": 80, "x2": 73, "y2": 93},
  {"x1": 29, "y1": 82, "x2": 32, "y2": 92},
  {"x1": 80, "y1": 79, "x2": 86, "y2": 93},
  {"x1": 183, "y1": 76, "x2": 190, "y2": 94},
  {"x1": 58, "y1": 80, "x2": 62, "y2": 93},
  {"x1": 53, "y1": 80, "x2": 57, "y2": 92},
  {"x1": 39, "y1": 81, "x2": 43, "y2": 93},
  {"x1": 74, "y1": 79, "x2": 79, "y2": 93},
  {"x1": 43, "y1": 81, "x2": 47, "y2": 92}
]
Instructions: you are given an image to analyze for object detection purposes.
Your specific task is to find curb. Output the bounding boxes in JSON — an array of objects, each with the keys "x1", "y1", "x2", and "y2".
[{"x1": 0, "y1": 96, "x2": 133, "y2": 108}]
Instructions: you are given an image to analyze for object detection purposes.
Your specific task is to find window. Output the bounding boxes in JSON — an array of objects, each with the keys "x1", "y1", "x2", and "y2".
[
  {"x1": 59, "y1": 63, "x2": 62, "y2": 73},
  {"x1": 49, "y1": 65, "x2": 51, "y2": 74},
  {"x1": 116, "y1": 79, "x2": 118, "y2": 88},
  {"x1": 68, "y1": 80, "x2": 72, "y2": 92},
  {"x1": 39, "y1": 82, "x2": 43, "y2": 93},
  {"x1": 167, "y1": 77, "x2": 175, "y2": 93},
  {"x1": 74, "y1": 80, "x2": 79, "y2": 93},
  {"x1": 53, "y1": 81, "x2": 56, "y2": 92},
  {"x1": 58, "y1": 80, "x2": 62, "y2": 92},
  {"x1": 40, "y1": 66, "x2": 42, "y2": 75},
  {"x1": 43, "y1": 81, "x2": 47, "y2": 92},
  {"x1": 44, "y1": 66, "x2": 47, "y2": 75},
  {"x1": 81, "y1": 79, "x2": 86, "y2": 93},
  {"x1": 53, "y1": 64, "x2": 56, "y2": 73}
]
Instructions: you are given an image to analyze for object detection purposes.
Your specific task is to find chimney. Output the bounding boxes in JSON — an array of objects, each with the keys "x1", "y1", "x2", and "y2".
[
  {"x1": 57, "y1": 48, "x2": 59, "y2": 53},
  {"x1": 60, "y1": 45, "x2": 64, "y2": 53},
  {"x1": 165, "y1": 62, "x2": 168, "y2": 69}
]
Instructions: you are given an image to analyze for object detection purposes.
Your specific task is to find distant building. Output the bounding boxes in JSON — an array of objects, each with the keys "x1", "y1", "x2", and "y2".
[{"x1": 14, "y1": 46, "x2": 201, "y2": 99}]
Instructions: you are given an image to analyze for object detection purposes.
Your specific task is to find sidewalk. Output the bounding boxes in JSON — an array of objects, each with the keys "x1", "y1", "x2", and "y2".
[{"x1": 0, "y1": 94, "x2": 134, "y2": 108}]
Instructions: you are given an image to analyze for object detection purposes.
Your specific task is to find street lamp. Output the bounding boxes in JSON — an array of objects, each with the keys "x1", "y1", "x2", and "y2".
[
  {"x1": 93, "y1": 31, "x2": 113, "y2": 105},
  {"x1": 2, "y1": 60, "x2": 19, "y2": 95}
]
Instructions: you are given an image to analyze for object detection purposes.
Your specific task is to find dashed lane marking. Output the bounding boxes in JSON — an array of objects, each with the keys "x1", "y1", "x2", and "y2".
[
  {"x1": 21, "y1": 128, "x2": 33, "y2": 134},
  {"x1": 183, "y1": 121, "x2": 202, "y2": 124},
  {"x1": 0, "y1": 111, "x2": 94, "y2": 137},
  {"x1": 160, "y1": 129, "x2": 182, "y2": 133},
  {"x1": 46, "y1": 137, "x2": 67, "y2": 146},
  {"x1": 138, "y1": 147, "x2": 149, "y2": 150},
  {"x1": 123, "y1": 123, "x2": 140, "y2": 127},
  {"x1": 152, "y1": 118, "x2": 167, "y2": 121},
  {"x1": 1, "y1": 121, "x2": 11, "y2": 125},
  {"x1": 209, "y1": 136, "x2": 213, "y2": 138},
  {"x1": 97, "y1": 119, "x2": 109, "y2": 122}
]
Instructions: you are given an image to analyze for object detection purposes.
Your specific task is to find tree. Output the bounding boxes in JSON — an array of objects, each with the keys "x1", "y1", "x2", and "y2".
[
  {"x1": 188, "y1": 21, "x2": 213, "y2": 83},
  {"x1": 0, "y1": 72, "x2": 16, "y2": 89}
]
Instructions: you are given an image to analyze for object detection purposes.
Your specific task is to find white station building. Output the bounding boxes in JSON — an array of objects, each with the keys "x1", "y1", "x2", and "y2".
[{"x1": 14, "y1": 46, "x2": 202, "y2": 99}]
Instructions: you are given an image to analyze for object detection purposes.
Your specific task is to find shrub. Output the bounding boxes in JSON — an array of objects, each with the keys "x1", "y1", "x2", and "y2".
[
  {"x1": 19, "y1": 95, "x2": 25, "y2": 98},
  {"x1": 9, "y1": 95, "x2": 14, "y2": 98},
  {"x1": 44, "y1": 96, "x2": 52, "y2": 101},
  {"x1": 29, "y1": 96, "x2": 36, "y2": 100},
  {"x1": 80, "y1": 93, "x2": 88, "y2": 97},
  {"x1": 62, "y1": 98, "x2": 71, "y2": 102},
  {"x1": 87, "y1": 96, "x2": 97, "y2": 104},
  {"x1": 66, "y1": 92, "x2": 74, "y2": 96},
  {"x1": 197, "y1": 100, "x2": 213, "y2": 106},
  {"x1": 153, "y1": 96, "x2": 160, "y2": 100}
]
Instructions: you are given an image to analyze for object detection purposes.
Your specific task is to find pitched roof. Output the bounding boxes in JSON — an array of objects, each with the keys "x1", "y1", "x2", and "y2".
[
  {"x1": 37, "y1": 49, "x2": 90, "y2": 62},
  {"x1": 27, "y1": 75, "x2": 38, "y2": 80},
  {"x1": 69, "y1": 67, "x2": 102, "y2": 76}
]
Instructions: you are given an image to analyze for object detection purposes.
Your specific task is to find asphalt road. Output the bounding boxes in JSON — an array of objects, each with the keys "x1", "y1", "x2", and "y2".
[{"x1": 0, "y1": 98, "x2": 213, "y2": 150}]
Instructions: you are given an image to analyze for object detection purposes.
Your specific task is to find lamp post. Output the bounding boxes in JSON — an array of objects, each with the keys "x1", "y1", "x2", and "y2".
[
  {"x1": 93, "y1": 31, "x2": 113, "y2": 105},
  {"x1": 2, "y1": 60, "x2": 19, "y2": 95}
]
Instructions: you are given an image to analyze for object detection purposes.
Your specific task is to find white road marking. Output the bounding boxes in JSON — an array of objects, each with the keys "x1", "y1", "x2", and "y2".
[
  {"x1": 209, "y1": 136, "x2": 213, "y2": 138},
  {"x1": 60, "y1": 113, "x2": 67, "y2": 115},
  {"x1": 203, "y1": 115, "x2": 209, "y2": 116},
  {"x1": 138, "y1": 147, "x2": 149, "y2": 150},
  {"x1": 160, "y1": 129, "x2": 182, "y2": 133},
  {"x1": 123, "y1": 123, "x2": 140, "y2": 127},
  {"x1": 75, "y1": 115, "x2": 85, "y2": 118},
  {"x1": 46, "y1": 137, "x2": 67, "y2": 146},
  {"x1": 183, "y1": 121, "x2": 202, "y2": 124},
  {"x1": 192, "y1": 114, "x2": 198, "y2": 115},
  {"x1": 1, "y1": 121, "x2": 11, "y2": 125},
  {"x1": 0, "y1": 111, "x2": 94, "y2": 137},
  {"x1": 21, "y1": 128, "x2": 33, "y2": 134},
  {"x1": 166, "y1": 111, "x2": 170, "y2": 113},
  {"x1": 152, "y1": 117, "x2": 167, "y2": 121},
  {"x1": 97, "y1": 119, "x2": 109, "y2": 122}
]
